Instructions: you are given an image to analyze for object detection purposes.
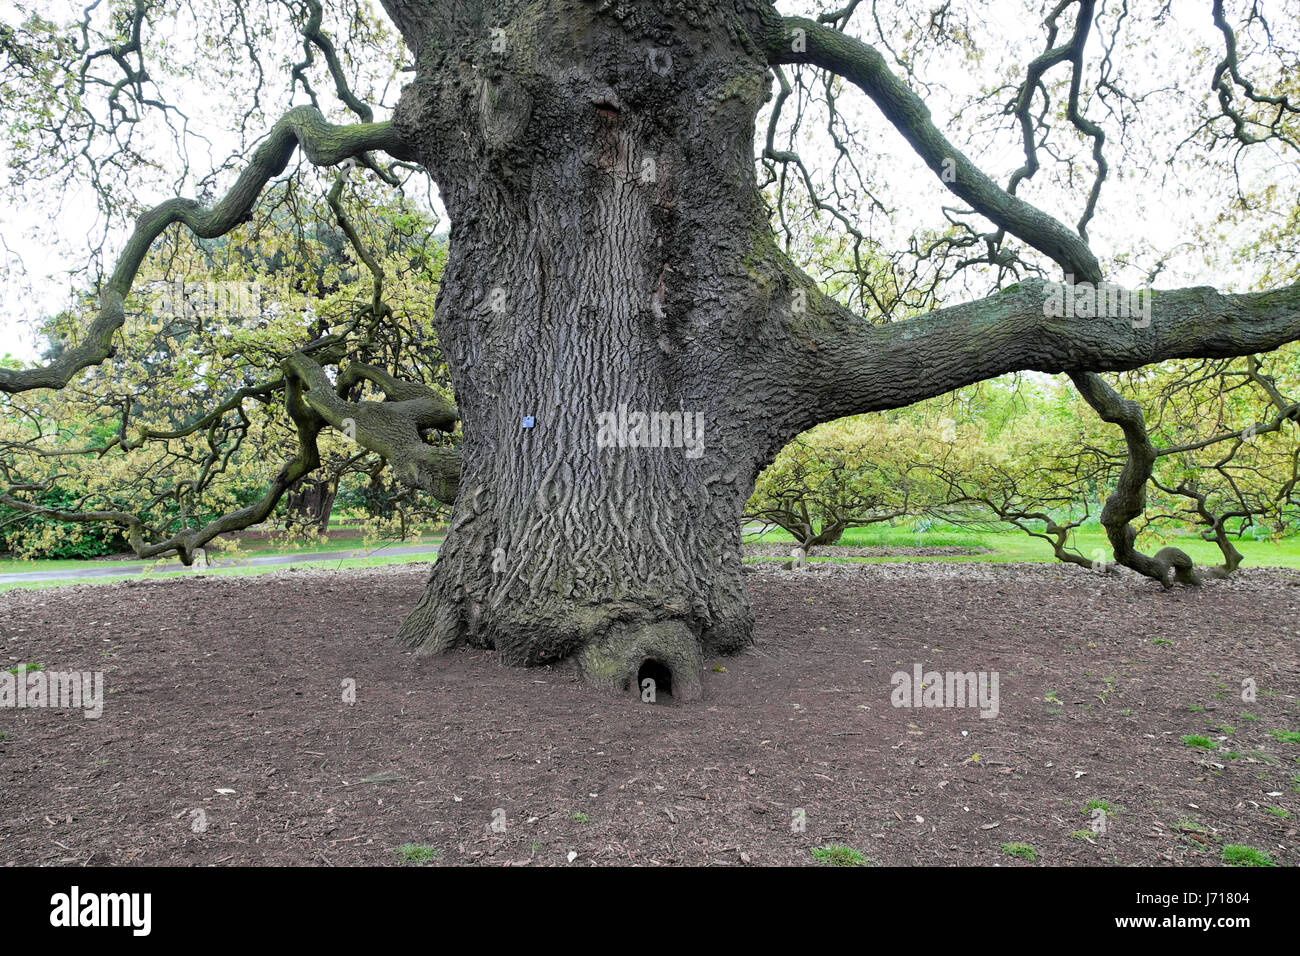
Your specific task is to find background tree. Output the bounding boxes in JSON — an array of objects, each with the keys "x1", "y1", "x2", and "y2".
[
  {"x1": 745, "y1": 416, "x2": 921, "y2": 554},
  {"x1": 0, "y1": 175, "x2": 456, "y2": 557}
]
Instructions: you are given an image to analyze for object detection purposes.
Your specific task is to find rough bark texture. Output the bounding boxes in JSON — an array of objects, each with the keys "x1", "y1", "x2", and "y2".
[{"x1": 381, "y1": 0, "x2": 804, "y2": 698}]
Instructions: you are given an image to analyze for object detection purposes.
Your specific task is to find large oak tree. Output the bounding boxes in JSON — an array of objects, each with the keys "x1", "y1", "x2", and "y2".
[{"x1": 2, "y1": 0, "x2": 1299, "y2": 698}]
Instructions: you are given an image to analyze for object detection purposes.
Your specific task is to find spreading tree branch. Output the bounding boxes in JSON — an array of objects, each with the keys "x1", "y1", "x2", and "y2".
[{"x1": 0, "y1": 106, "x2": 414, "y2": 395}]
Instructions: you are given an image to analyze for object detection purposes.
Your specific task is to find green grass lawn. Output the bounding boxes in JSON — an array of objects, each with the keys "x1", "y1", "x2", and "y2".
[
  {"x1": 0, "y1": 550, "x2": 441, "y2": 594},
  {"x1": 0, "y1": 532, "x2": 444, "y2": 576},
  {"x1": 742, "y1": 523, "x2": 1300, "y2": 568},
  {"x1": 3, "y1": 521, "x2": 1297, "y2": 595}
]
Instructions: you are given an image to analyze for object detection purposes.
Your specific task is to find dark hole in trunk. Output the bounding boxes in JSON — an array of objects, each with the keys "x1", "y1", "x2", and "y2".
[{"x1": 637, "y1": 659, "x2": 673, "y2": 700}]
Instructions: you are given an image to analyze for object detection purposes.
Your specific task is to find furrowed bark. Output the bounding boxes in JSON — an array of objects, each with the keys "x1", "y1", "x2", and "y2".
[{"x1": 382, "y1": 0, "x2": 789, "y2": 697}]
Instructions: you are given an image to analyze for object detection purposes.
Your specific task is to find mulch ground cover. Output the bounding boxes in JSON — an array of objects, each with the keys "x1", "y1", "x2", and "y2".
[{"x1": 2, "y1": 560, "x2": 1297, "y2": 866}]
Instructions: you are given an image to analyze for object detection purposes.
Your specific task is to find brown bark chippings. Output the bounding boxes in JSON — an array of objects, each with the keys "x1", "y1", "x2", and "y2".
[{"x1": 2, "y1": 563, "x2": 1296, "y2": 866}]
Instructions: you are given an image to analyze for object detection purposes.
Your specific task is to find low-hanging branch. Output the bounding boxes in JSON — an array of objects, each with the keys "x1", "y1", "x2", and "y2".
[
  {"x1": 759, "y1": 8, "x2": 1300, "y2": 586},
  {"x1": 282, "y1": 352, "x2": 461, "y2": 504},
  {"x1": 0, "y1": 373, "x2": 327, "y2": 565}
]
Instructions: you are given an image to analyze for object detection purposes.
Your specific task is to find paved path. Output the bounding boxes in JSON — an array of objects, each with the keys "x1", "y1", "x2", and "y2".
[
  {"x1": 3, "y1": 525, "x2": 771, "y2": 586},
  {"x1": 0, "y1": 543, "x2": 441, "y2": 585}
]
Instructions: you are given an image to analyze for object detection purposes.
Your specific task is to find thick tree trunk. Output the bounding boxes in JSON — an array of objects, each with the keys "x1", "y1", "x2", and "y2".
[
  {"x1": 384, "y1": 0, "x2": 798, "y2": 697},
  {"x1": 806, "y1": 522, "x2": 847, "y2": 549},
  {"x1": 285, "y1": 476, "x2": 337, "y2": 535}
]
